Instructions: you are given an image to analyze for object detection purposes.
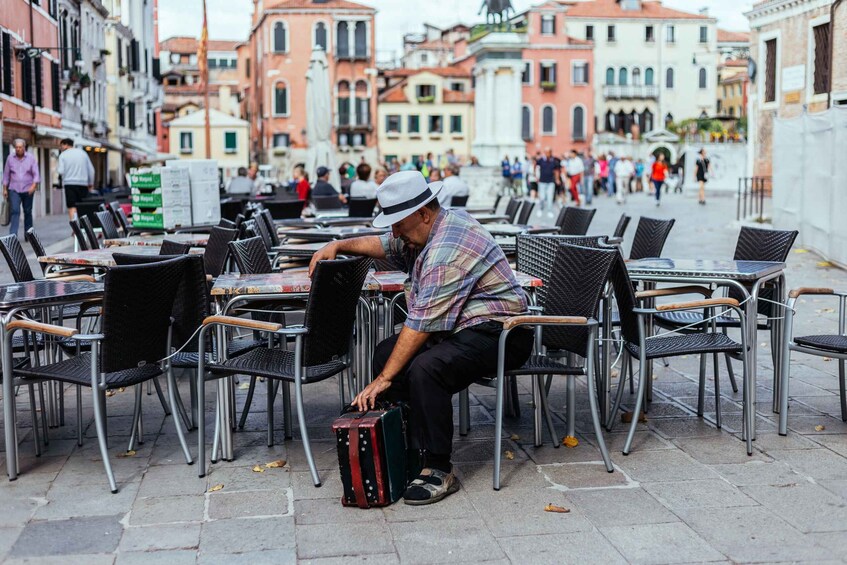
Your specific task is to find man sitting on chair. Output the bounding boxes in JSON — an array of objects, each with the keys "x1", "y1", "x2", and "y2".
[{"x1": 309, "y1": 171, "x2": 533, "y2": 505}]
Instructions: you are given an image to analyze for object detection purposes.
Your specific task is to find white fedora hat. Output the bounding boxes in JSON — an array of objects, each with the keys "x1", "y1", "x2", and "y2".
[{"x1": 372, "y1": 171, "x2": 442, "y2": 228}]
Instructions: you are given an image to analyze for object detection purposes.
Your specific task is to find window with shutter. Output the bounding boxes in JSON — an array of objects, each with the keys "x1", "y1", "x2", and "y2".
[
  {"x1": 572, "y1": 106, "x2": 585, "y2": 140},
  {"x1": 764, "y1": 39, "x2": 776, "y2": 102},
  {"x1": 813, "y1": 24, "x2": 830, "y2": 95},
  {"x1": 51, "y1": 61, "x2": 60, "y2": 111},
  {"x1": 337, "y1": 22, "x2": 349, "y2": 57},
  {"x1": 354, "y1": 22, "x2": 367, "y2": 57},
  {"x1": 128, "y1": 102, "x2": 136, "y2": 130},
  {"x1": 274, "y1": 83, "x2": 288, "y2": 115},
  {"x1": 21, "y1": 58, "x2": 33, "y2": 105},
  {"x1": 273, "y1": 22, "x2": 286, "y2": 53},
  {"x1": 34, "y1": 57, "x2": 43, "y2": 107},
  {"x1": 224, "y1": 131, "x2": 237, "y2": 153},
  {"x1": 1, "y1": 32, "x2": 11, "y2": 96},
  {"x1": 521, "y1": 106, "x2": 531, "y2": 140},
  {"x1": 118, "y1": 96, "x2": 125, "y2": 127},
  {"x1": 541, "y1": 106, "x2": 554, "y2": 134},
  {"x1": 665, "y1": 67, "x2": 674, "y2": 89},
  {"x1": 315, "y1": 22, "x2": 327, "y2": 50},
  {"x1": 450, "y1": 115, "x2": 462, "y2": 133}
]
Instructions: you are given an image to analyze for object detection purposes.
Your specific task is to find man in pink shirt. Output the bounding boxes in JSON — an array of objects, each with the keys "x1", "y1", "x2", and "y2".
[{"x1": 2, "y1": 139, "x2": 40, "y2": 237}]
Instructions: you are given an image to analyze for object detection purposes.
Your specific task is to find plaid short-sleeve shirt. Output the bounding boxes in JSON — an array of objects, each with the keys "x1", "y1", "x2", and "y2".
[{"x1": 380, "y1": 208, "x2": 528, "y2": 334}]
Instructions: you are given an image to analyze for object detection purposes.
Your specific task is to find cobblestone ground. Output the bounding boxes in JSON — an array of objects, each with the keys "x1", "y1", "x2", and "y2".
[{"x1": 2, "y1": 190, "x2": 847, "y2": 564}]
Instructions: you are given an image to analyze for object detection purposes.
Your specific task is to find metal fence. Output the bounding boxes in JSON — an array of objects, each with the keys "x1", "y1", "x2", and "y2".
[{"x1": 737, "y1": 176, "x2": 772, "y2": 222}]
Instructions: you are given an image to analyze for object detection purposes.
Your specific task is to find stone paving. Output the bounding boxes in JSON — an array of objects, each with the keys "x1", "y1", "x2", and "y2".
[{"x1": 2, "y1": 189, "x2": 847, "y2": 564}]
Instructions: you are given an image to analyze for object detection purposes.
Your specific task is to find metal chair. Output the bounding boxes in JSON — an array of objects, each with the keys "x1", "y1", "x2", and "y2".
[
  {"x1": 628, "y1": 217, "x2": 675, "y2": 260},
  {"x1": 94, "y1": 210, "x2": 122, "y2": 240},
  {"x1": 196, "y1": 255, "x2": 372, "y2": 485},
  {"x1": 605, "y1": 251, "x2": 754, "y2": 455},
  {"x1": 27, "y1": 228, "x2": 90, "y2": 279},
  {"x1": 261, "y1": 200, "x2": 304, "y2": 220},
  {"x1": 504, "y1": 197, "x2": 521, "y2": 223},
  {"x1": 449, "y1": 194, "x2": 469, "y2": 207},
  {"x1": 348, "y1": 198, "x2": 377, "y2": 217},
  {"x1": 779, "y1": 287, "x2": 847, "y2": 434},
  {"x1": 491, "y1": 242, "x2": 618, "y2": 489},
  {"x1": 81, "y1": 215, "x2": 101, "y2": 250},
  {"x1": 159, "y1": 240, "x2": 192, "y2": 255},
  {"x1": 258, "y1": 209, "x2": 282, "y2": 247},
  {"x1": 103, "y1": 202, "x2": 126, "y2": 236},
  {"x1": 312, "y1": 195, "x2": 344, "y2": 211},
  {"x1": 613, "y1": 214, "x2": 631, "y2": 239},
  {"x1": 11, "y1": 256, "x2": 191, "y2": 492},
  {"x1": 221, "y1": 200, "x2": 244, "y2": 222},
  {"x1": 203, "y1": 226, "x2": 238, "y2": 279},
  {"x1": 69, "y1": 219, "x2": 89, "y2": 251},
  {"x1": 0, "y1": 234, "x2": 35, "y2": 283},
  {"x1": 516, "y1": 200, "x2": 535, "y2": 225},
  {"x1": 229, "y1": 236, "x2": 273, "y2": 274},
  {"x1": 555, "y1": 207, "x2": 597, "y2": 236}
]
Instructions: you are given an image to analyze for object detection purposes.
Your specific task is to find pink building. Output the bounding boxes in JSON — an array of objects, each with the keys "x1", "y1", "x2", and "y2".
[
  {"x1": 518, "y1": 1, "x2": 594, "y2": 157},
  {"x1": 239, "y1": 0, "x2": 378, "y2": 168}
]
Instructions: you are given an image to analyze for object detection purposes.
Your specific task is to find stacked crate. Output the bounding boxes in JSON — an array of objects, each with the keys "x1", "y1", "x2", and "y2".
[
  {"x1": 129, "y1": 167, "x2": 192, "y2": 229},
  {"x1": 165, "y1": 159, "x2": 222, "y2": 226}
]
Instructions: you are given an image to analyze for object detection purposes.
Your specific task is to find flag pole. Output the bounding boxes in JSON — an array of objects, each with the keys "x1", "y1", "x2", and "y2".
[{"x1": 200, "y1": 0, "x2": 211, "y2": 158}]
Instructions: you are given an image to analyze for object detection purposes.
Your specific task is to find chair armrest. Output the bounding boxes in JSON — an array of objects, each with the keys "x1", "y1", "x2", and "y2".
[
  {"x1": 495, "y1": 315, "x2": 590, "y2": 330},
  {"x1": 605, "y1": 236, "x2": 623, "y2": 245},
  {"x1": 654, "y1": 297, "x2": 739, "y2": 312},
  {"x1": 47, "y1": 274, "x2": 98, "y2": 283},
  {"x1": 202, "y1": 315, "x2": 282, "y2": 333},
  {"x1": 7, "y1": 319, "x2": 78, "y2": 338},
  {"x1": 788, "y1": 287, "x2": 841, "y2": 299},
  {"x1": 637, "y1": 285, "x2": 712, "y2": 300}
]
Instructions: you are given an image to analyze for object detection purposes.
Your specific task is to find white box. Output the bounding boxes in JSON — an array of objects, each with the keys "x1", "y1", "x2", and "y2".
[
  {"x1": 166, "y1": 159, "x2": 219, "y2": 182},
  {"x1": 188, "y1": 180, "x2": 221, "y2": 225}
]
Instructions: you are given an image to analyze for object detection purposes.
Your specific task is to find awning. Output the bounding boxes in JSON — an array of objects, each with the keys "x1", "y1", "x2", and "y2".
[
  {"x1": 35, "y1": 126, "x2": 104, "y2": 148},
  {"x1": 121, "y1": 137, "x2": 156, "y2": 156}
]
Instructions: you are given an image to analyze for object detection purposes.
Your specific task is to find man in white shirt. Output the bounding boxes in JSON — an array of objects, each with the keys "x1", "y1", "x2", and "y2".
[
  {"x1": 57, "y1": 138, "x2": 95, "y2": 220},
  {"x1": 564, "y1": 150, "x2": 585, "y2": 206},
  {"x1": 614, "y1": 156, "x2": 635, "y2": 204},
  {"x1": 437, "y1": 164, "x2": 469, "y2": 207},
  {"x1": 226, "y1": 167, "x2": 254, "y2": 195}
]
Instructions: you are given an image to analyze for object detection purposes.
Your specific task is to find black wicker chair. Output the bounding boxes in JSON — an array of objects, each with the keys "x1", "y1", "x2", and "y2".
[
  {"x1": 490, "y1": 242, "x2": 618, "y2": 489},
  {"x1": 11, "y1": 256, "x2": 191, "y2": 492},
  {"x1": 555, "y1": 207, "x2": 597, "y2": 236},
  {"x1": 196, "y1": 255, "x2": 372, "y2": 485},
  {"x1": 203, "y1": 226, "x2": 238, "y2": 279},
  {"x1": 259, "y1": 209, "x2": 282, "y2": 247},
  {"x1": 262, "y1": 200, "x2": 304, "y2": 220},
  {"x1": 449, "y1": 194, "x2": 469, "y2": 207},
  {"x1": 94, "y1": 210, "x2": 122, "y2": 240},
  {"x1": 81, "y1": 215, "x2": 101, "y2": 249},
  {"x1": 628, "y1": 217, "x2": 675, "y2": 260},
  {"x1": 312, "y1": 195, "x2": 344, "y2": 211},
  {"x1": 27, "y1": 228, "x2": 90, "y2": 278},
  {"x1": 103, "y1": 202, "x2": 126, "y2": 236},
  {"x1": 348, "y1": 198, "x2": 377, "y2": 217},
  {"x1": 0, "y1": 234, "x2": 35, "y2": 283},
  {"x1": 516, "y1": 200, "x2": 535, "y2": 225},
  {"x1": 605, "y1": 251, "x2": 753, "y2": 455},
  {"x1": 613, "y1": 214, "x2": 631, "y2": 239},
  {"x1": 218, "y1": 218, "x2": 237, "y2": 229},
  {"x1": 69, "y1": 219, "x2": 89, "y2": 251},
  {"x1": 229, "y1": 237, "x2": 273, "y2": 274},
  {"x1": 504, "y1": 197, "x2": 521, "y2": 223},
  {"x1": 221, "y1": 200, "x2": 244, "y2": 223},
  {"x1": 159, "y1": 240, "x2": 192, "y2": 255}
]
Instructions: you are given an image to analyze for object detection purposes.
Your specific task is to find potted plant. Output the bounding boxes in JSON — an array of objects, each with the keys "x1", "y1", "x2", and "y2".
[
  {"x1": 100, "y1": 48, "x2": 111, "y2": 57},
  {"x1": 540, "y1": 81, "x2": 556, "y2": 91},
  {"x1": 69, "y1": 68, "x2": 81, "y2": 83},
  {"x1": 79, "y1": 73, "x2": 92, "y2": 89},
  {"x1": 417, "y1": 95, "x2": 435, "y2": 104}
]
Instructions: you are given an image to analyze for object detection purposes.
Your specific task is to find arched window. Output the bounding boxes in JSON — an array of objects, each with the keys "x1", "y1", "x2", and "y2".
[
  {"x1": 355, "y1": 80, "x2": 369, "y2": 126},
  {"x1": 632, "y1": 67, "x2": 642, "y2": 86},
  {"x1": 273, "y1": 82, "x2": 288, "y2": 115},
  {"x1": 336, "y1": 22, "x2": 349, "y2": 57},
  {"x1": 314, "y1": 22, "x2": 327, "y2": 51},
  {"x1": 605, "y1": 110, "x2": 616, "y2": 132},
  {"x1": 354, "y1": 21, "x2": 367, "y2": 57},
  {"x1": 541, "y1": 105, "x2": 555, "y2": 135},
  {"x1": 618, "y1": 68, "x2": 628, "y2": 86},
  {"x1": 521, "y1": 105, "x2": 532, "y2": 140},
  {"x1": 728, "y1": 106, "x2": 735, "y2": 117},
  {"x1": 273, "y1": 21, "x2": 287, "y2": 53},
  {"x1": 666, "y1": 67, "x2": 674, "y2": 89},
  {"x1": 605, "y1": 67, "x2": 615, "y2": 85},
  {"x1": 640, "y1": 109, "x2": 654, "y2": 133},
  {"x1": 572, "y1": 105, "x2": 585, "y2": 140},
  {"x1": 645, "y1": 67, "x2": 654, "y2": 86},
  {"x1": 337, "y1": 80, "x2": 351, "y2": 125},
  {"x1": 698, "y1": 67, "x2": 707, "y2": 89}
]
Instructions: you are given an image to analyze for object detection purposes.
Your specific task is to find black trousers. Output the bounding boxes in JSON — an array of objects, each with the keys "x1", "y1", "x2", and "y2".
[{"x1": 373, "y1": 321, "x2": 533, "y2": 458}]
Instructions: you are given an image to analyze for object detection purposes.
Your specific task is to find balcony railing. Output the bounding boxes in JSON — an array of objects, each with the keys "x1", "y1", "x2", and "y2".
[{"x1": 602, "y1": 85, "x2": 659, "y2": 99}]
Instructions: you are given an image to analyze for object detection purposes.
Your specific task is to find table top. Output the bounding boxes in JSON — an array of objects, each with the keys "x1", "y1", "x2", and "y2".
[
  {"x1": 483, "y1": 224, "x2": 560, "y2": 236},
  {"x1": 466, "y1": 206, "x2": 496, "y2": 214},
  {"x1": 626, "y1": 259, "x2": 786, "y2": 281},
  {"x1": 276, "y1": 217, "x2": 374, "y2": 229},
  {"x1": 470, "y1": 213, "x2": 510, "y2": 224},
  {"x1": 104, "y1": 233, "x2": 209, "y2": 248},
  {"x1": 39, "y1": 246, "x2": 202, "y2": 268},
  {"x1": 0, "y1": 280, "x2": 104, "y2": 309},
  {"x1": 282, "y1": 227, "x2": 388, "y2": 242},
  {"x1": 212, "y1": 269, "x2": 542, "y2": 296},
  {"x1": 273, "y1": 242, "x2": 329, "y2": 257}
]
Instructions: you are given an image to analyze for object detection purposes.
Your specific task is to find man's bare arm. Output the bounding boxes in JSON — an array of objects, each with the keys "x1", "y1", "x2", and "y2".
[{"x1": 308, "y1": 235, "x2": 387, "y2": 276}]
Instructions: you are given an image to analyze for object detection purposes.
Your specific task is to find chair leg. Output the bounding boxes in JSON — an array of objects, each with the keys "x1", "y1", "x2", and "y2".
[
  {"x1": 493, "y1": 372, "x2": 505, "y2": 490},
  {"x1": 623, "y1": 321, "x2": 649, "y2": 456},
  {"x1": 238, "y1": 376, "x2": 258, "y2": 429},
  {"x1": 537, "y1": 374, "x2": 559, "y2": 447},
  {"x1": 607, "y1": 353, "x2": 629, "y2": 431},
  {"x1": 697, "y1": 354, "x2": 707, "y2": 417},
  {"x1": 90, "y1": 361, "x2": 118, "y2": 493},
  {"x1": 38, "y1": 383, "x2": 49, "y2": 445},
  {"x1": 713, "y1": 353, "x2": 722, "y2": 429},
  {"x1": 282, "y1": 381, "x2": 293, "y2": 440},
  {"x1": 566, "y1": 372, "x2": 576, "y2": 440},
  {"x1": 152, "y1": 377, "x2": 171, "y2": 416},
  {"x1": 778, "y1": 308, "x2": 794, "y2": 436},
  {"x1": 28, "y1": 384, "x2": 41, "y2": 457},
  {"x1": 294, "y1": 374, "x2": 321, "y2": 487},
  {"x1": 724, "y1": 353, "x2": 739, "y2": 393},
  {"x1": 585, "y1": 340, "x2": 613, "y2": 472},
  {"x1": 197, "y1": 364, "x2": 208, "y2": 477},
  {"x1": 458, "y1": 388, "x2": 470, "y2": 437},
  {"x1": 128, "y1": 385, "x2": 143, "y2": 452},
  {"x1": 266, "y1": 378, "x2": 275, "y2": 447},
  {"x1": 508, "y1": 375, "x2": 521, "y2": 418},
  {"x1": 76, "y1": 385, "x2": 83, "y2": 447},
  {"x1": 839, "y1": 360, "x2": 847, "y2": 422},
  {"x1": 172, "y1": 375, "x2": 192, "y2": 433},
  {"x1": 167, "y1": 367, "x2": 193, "y2": 465},
  {"x1": 628, "y1": 357, "x2": 635, "y2": 394},
  {"x1": 189, "y1": 368, "x2": 198, "y2": 430}
]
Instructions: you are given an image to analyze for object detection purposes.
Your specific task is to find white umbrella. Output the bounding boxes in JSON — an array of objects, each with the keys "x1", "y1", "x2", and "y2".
[{"x1": 305, "y1": 47, "x2": 340, "y2": 191}]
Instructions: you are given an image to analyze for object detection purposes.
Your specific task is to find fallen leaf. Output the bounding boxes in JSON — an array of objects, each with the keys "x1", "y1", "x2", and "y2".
[
  {"x1": 252, "y1": 465, "x2": 265, "y2": 473},
  {"x1": 544, "y1": 503, "x2": 570, "y2": 513},
  {"x1": 793, "y1": 249, "x2": 808, "y2": 254},
  {"x1": 504, "y1": 450, "x2": 515, "y2": 460},
  {"x1": 815, "y1": 308, "x2": 835, "y2": 314},
  {"x1": 814, "y1": 425, "x2": 826, "y2": 431},
  {"x1": 510, "y1": 434, "x2": 520, "y2": 441},
  {"x1": 208, "y1": 484, "x2": 224, "y2": 492},
  {"x1": 823, "y1": 357, "x2": 833, "y2": 362},
  {"x1": 117, "y1": 450, "x2": 136, "y2": 458},
  {"x1": 621, "y1": 412, "x2": 648, "y2": 424},
  {"x1": 238, "y1": 383, "x2": 251, "y2": 390},
  {"x1": 562, "y1": 436, "x2": 579, "y2": 448},
  {"x1": 105, "y1": 390, "x2": 116, "y2": 397},
  {"x1": 264, "y1": 459, "x2": 286, "y2": 469},
  {"x1": 611, "y1": 369, "x2": 619, "y2": 379},
  {"x1": 817, "y1": 261, "x2": 834, "y2": 268}
]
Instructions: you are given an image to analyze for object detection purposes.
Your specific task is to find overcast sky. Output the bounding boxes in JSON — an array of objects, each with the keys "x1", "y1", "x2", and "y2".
[{"x1": 158, "y1": 0, "x2": 754, "y2": 59}]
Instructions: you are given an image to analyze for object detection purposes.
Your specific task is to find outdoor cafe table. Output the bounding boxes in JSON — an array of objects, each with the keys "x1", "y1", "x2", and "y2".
[
  {"x1": 483, "y1": 224, "x2": 560, "y2": 237},
  {"x1": 276, "y1": 217, "x2": 374, "y2": 230},
  {"x1": 103, "y1": 233, "x2": 209, "y2": 248},
  {"x1": 38, "y1": 246, "x2": 202, "y2": 269},
  {"x1": 281, "y1": 226, "x2": 388, "y2": 242},
  {"x1": 625, "y1": 258, "x2": 787, "y2": 441},
  {"x1": 469, "y1": 213, "x2": 510, "y2": 224},
  {"x1": 1, "y1": 280, "x2": 104, "y2": 481}
]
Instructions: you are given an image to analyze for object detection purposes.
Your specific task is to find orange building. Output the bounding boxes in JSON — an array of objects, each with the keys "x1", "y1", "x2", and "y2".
[
  {"x1": 239, "y1": 0, "x2": 378, "y2": 173},
  {"x1": 1, "y1": 0, "x2": 64, "y2": 216}
]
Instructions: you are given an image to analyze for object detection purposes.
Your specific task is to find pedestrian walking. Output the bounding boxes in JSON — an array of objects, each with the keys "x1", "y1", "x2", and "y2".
[
  {"x1": 536, "y1": 148, "x2": 559, "y2": 215},
  {"x1": 57, "y1": 137, "x2": 95, "y2": 220},
  {"x1": 525, "y1": 154, "x2": 538, "y2": 199},
  {"x1": 598, "y1": 154, "x2": 609, "y2": 196},
  {"x1": 696, "y1": 148, "x2": 712, "y2": 205},
  {"x1": 582, "y1": 151, "x2": 596, "y2": 205},
  {"x1": 510, "y1": 157, "x2": 523, "y2": 196},
  {"x1": 2, "y1": 139, "x2": 40, "y2": 238},
  {"x1": 500, "y1": 155, "x2": 512, "y2": 195},
  {"x1": 651, "y1": 153, "x2": 669, "y2": 206},
  {"x1": 607, "y1": 152, "x2": 618, "y2": 197},
  {"x1": 564, "y1": 150, "x2": 584, "y2": 206},
  {"x1": 614, "y1": 156, "x2": 634, "y2": 205}
]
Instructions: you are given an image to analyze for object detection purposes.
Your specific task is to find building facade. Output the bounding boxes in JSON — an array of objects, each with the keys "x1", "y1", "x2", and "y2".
[
  {"x1": 0, "y1": 0, "x2": 65, "y2": 217},
  {"x1": 239, "y1": 0, "x2": 378, "y2": 176},
  {"x1": 747, "y1": 0, "x2": 847, "y2": 176},
  {"x1": 167, "y1": 108, "x2": 249, "y2": 176},
  {"x1": 717, "y1": 59, "x2": 749, "y2": 119},
  {"x1": 562, "y1": 0, "x2": 718, "y2": 137},
  {"x1": 377, "y1": 68, "x2": 474, "y2": 165}
]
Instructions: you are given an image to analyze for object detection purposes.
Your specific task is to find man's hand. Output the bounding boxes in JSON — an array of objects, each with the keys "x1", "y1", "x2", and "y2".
[
  {"x1": 308, "y1": 241, "x2": 338, "y2": 277},
  {"x1": 2, "y1": 188, "x2": 7, "y2": 199},
  {"x1": 28, "y1": 184, "x2": 37, "y2": 195},
  {"x1": 352, "y1": 375, "x2": 392, "y2": 412}
]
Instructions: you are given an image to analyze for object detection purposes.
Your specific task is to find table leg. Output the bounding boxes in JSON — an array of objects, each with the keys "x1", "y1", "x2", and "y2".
[
  {"x1": 601, "y1": 294, "x2": 613, "y2": 423},
  {"x1": 772, "y1": 275, "x2": 787, "y2": 413},
  {"x1": 3, "y1": 319, "x2": 18, "y2": 480}
]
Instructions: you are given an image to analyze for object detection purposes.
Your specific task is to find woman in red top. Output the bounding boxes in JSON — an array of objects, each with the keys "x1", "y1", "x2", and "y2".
[
  {"x1": 650, "y1": 153, "x2": 669, "y2": 207},
  {"x1": 293, "y1": 165, "x2": 310, "y2": 203}
]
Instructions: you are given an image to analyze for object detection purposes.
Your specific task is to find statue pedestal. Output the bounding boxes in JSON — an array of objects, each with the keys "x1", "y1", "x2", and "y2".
[{"x1": 470, "y1": 32, "x2": 527, "y2": 167}]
